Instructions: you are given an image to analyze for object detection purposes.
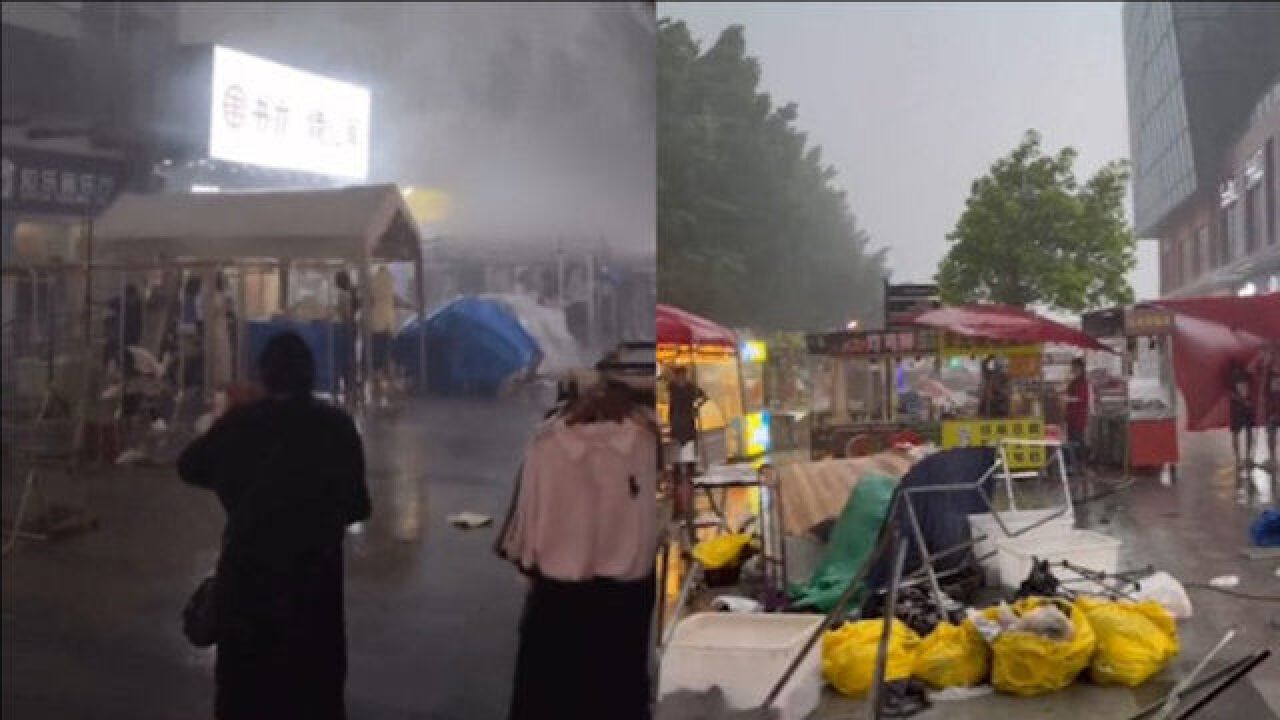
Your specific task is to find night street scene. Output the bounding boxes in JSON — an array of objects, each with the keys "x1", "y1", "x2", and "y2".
[
  {"x1": 3, "y1": 2, "x2": 655, "y2": 719},
  {"x1": 4, "y1": 2, "x2": 1280, "y2": 720}
]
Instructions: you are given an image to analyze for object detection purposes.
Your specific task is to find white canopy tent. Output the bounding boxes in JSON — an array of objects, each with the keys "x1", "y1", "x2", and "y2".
[
  {"x1": 93, "y1": 183, "x2": 424, "y2": 267},
  {"x1": 90, "y1": 184, "x2": 427, "y2": 410}
]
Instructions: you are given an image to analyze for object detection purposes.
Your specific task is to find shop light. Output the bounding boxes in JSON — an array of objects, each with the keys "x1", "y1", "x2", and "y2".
[
  {"x1": 846, "y1": 320, "x2": 860, "y2": 330},
  {"x1": 746, "y1": 411, "x2": 772, "y2": 456},
  {"x1": 742, "y1": 340, "x2": 768, "y2": 363},
  {"x1": 190, "y1": 184, "x2": 221, "y2": 194},
  {"x1": 1238, "y1": 282, "x2": 1258, "y2": 297}
]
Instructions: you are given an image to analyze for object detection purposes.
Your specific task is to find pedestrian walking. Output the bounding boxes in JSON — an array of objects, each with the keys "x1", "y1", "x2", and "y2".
[
  {"x1": 334, "y1": 270, "x2": 361, "y2": 407},
  {"x1": 1228, "y1": 357, "x2": 1256, "y2": 499},
  {"x1": 178, "y1": 331, "x2": 371, "y2": 720}
]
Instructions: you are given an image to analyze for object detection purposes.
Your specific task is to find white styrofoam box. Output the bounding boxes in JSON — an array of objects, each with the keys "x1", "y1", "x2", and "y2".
[
  {"x1": 659, "y1": 612, "x2": 825, "y2": 720},
  {"x1": 968, "y1": 509, "x2": 1075, "y2": 585},
  {"x1": 997, "y1": 529, "x2": 1122, "y2": 590}
]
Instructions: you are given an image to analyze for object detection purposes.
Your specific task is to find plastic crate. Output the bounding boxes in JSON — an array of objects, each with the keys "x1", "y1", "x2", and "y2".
[
  {"x1": 968, "y1": 509, "x2": 1075, "y2": 586},
  {"x1": 659, "y1": 613, "x2": 825, "y2": 720},
  {"x1": 996, "y1": 529, "x2": 1122, "y2": 590}
]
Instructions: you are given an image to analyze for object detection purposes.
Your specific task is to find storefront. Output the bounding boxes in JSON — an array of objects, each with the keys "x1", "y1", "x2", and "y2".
[{"x1": 2, "y1": 141, "x2": 126, "y2": 390}]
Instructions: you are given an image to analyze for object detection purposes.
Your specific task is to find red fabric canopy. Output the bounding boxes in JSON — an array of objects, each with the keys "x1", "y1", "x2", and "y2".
[
  {"x1": 1155, "y1": 293, "x2": 1280, "y2": 341},
  {"x1": 656, "y1": 303, "x2": 738, "y2": 347},
  {"x1": 1169, "y1": 314, "x2": 1267, "y2": 431},
  {"x1": 909, "y1": 304, "x2": 1112, "y2": 352},
  {"x1": 1155, "y1": 294, "x2": 1279, "y2": 432}
]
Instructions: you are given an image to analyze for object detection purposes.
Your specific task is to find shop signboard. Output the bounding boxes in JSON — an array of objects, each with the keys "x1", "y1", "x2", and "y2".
[
  {"x1": 1081, "y1": 307, "x2": 1124, "y2": 339},
  {"x1": 1, "y1": 145, "x2": 124, "y2": 216},
  {"x1": 885, "y1": 282, "x2": 940, "y2": 328},
  {"x1": 208, "y1": 45, "x2": 370, "y2": 179},
  {"x1": 939, "y1": 333, "x2": 1041, "y2": 358},
  {"x1": 806, "y1": 328, "x2": 939, "y2": 357},
  {"x1": 941, "y1": 417, "x2": 1046, "y2": 470},
  {"x1": 1123, "y1": 307, "x2": 1174, "y2": 336}
]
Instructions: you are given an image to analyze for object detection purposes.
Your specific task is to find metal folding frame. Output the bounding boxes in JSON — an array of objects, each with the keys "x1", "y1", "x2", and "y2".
[{"x1": 759, "y1": 443, "x2": 1077, "y2": 716}]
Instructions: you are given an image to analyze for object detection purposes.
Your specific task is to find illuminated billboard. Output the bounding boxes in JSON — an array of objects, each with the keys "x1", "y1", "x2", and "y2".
[{"x1": 208, "y1": 46, "x2": 370, "y2": 179}]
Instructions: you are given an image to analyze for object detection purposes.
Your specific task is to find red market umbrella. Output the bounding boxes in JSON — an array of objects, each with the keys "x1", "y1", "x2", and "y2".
[
  {"x1": 909, "y1": 304, "x2": 1113, "y2": 352},
  {"x1": 1155, "y1": 293, "x2": 1280, "y2": 341},
  {"x1": 656, "y1": 303, "x2": 737, "y2": 348}
]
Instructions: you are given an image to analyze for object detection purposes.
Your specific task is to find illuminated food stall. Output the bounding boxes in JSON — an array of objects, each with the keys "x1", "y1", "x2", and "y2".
[
  {"x1": 657, "y1": 303, "x2": 766, "y2": 464},
  {"x1": 1082, "y1": 304, "x2": 1180, "y2": 477}
]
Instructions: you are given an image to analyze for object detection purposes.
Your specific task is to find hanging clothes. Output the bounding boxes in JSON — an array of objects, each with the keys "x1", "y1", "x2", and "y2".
[{"x1": 498, "y1": 408, "x2": 659, "y2": 720}]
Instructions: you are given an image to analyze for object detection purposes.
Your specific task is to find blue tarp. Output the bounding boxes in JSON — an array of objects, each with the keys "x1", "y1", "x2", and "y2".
[{"x1": 394, "y1": 296, "x2": 542, "y2": 397}]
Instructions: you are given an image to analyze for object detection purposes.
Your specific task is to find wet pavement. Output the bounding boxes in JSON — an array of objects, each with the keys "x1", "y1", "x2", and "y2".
[
  {"x1": 2, "y1": 397, "x2": 546, "y2": 720},
  {"x1": 4, "y1": 402, "x2": 1279, "y2": 719}
]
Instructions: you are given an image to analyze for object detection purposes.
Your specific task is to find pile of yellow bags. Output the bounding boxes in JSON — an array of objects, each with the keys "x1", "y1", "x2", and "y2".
[
  {"x1": 822, "y1": 618, "x2": 920, "y2": 696},
  {"x1": 820, "y1": 596, "x2": 1178, "y2": 698},
  {"x1": 988, "y1": 598, "x2": 1097, "y2": 696},
  {"x1": 1077, "y1": 596, "x2": 1180, "y2": 687},
  {"x1": 913, "y1": 620, "x2": 991, "y2": 689}
]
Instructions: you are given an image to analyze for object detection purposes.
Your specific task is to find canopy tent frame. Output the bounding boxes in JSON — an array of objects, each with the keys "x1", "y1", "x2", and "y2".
[{"x1": 88, "y1": 184, "x2": 429, "y2": 417}]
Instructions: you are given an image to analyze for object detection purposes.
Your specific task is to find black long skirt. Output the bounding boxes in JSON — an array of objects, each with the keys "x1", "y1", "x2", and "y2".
[{"x1": 509, "y1": 574, "x2": 655, "y2": 720}]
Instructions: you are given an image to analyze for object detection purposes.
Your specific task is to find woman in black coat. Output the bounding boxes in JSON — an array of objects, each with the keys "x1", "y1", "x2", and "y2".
[{"x1": 179, "y1": 332, "x2": 371, "y2": 720}]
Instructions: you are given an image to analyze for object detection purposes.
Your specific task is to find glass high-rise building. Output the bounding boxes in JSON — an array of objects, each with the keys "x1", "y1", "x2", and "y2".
[{"x1": 1123, "y1": 2, "x2": 1280, "y2": 296}]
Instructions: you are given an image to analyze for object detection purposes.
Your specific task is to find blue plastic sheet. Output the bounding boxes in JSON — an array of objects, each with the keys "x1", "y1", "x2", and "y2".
[{"x1": 394, "y1": 296, "x2": 542, "y2": 397}]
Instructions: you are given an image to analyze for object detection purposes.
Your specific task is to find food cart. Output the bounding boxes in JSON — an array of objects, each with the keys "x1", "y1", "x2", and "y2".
[
  {"x1": 805, "y1": 326, "x2": 944, "y2": 460},
  {"x1": 656, "y1": 303, "x2": 756, "y2": 465},
  {"x1": 90, "y1": 184, "x2": 428, "y2": 421},
  {"x1": 1082, "y1": 304, "x2": 1180, "y2": 479},
  {"x1": 807, "y1": 304, "x2": 1110, "y2": 471}
]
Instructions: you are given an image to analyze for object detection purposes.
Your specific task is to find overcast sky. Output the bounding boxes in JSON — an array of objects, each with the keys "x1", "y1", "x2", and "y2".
[{"x1": 662, "y1": 1, "x2": 1159, "y2": 301}]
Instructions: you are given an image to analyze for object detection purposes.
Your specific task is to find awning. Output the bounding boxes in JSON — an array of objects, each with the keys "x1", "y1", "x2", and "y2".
[
  {"x1": 909, "y1": 304, "x2": 1112, "y2": 352},
  {"x1": 1169, "y1": 314, "x2": 1266, "y2": 432},
  {"x1": 1155, "y1": 293, "x2": 1280, "y2": 341},
  {"x1": 1153, "y1": 293, "x2": 1279, "y2": 432},
  {"x1": 93, "y1": 184, "x2": 422, "y2": 264},
  {"x1": 656, "y1": 303, "x2": 737, "y2": 347}
]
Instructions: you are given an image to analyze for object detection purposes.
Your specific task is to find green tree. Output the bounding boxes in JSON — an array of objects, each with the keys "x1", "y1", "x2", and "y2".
[
  {"x1": 936, "y1": 129, "x2": 1135, "y2": 313},
  {"x1": 658, "y1": 20, "x2": 887, "y2": 331}
]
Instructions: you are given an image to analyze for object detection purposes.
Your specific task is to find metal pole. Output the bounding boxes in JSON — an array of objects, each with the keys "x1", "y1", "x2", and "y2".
[
  {"x1": 901, "y1": 489, "x2": 947, "y2": 611},
  {"x1": 1154, "y1": 627, "x2": 1238, "y2": 720},
  {"x1": 760, "y1": 493, "x2": 902, "y2": 709},
  {"x1": 869, "y1": 534, "x2": 908, "y2": 720}
]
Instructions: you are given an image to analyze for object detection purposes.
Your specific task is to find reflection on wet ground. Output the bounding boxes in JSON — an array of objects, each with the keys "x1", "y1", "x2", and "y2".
[
  {"x1": 3, "y1": 401, "x2": 1277, "y2": 719},
  {"x1": 2, "y1": 396, "x2": 545, "y2": 719}
]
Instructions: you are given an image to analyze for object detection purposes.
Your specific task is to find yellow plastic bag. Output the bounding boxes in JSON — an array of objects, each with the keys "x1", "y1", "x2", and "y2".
[
  {"x1": 822, "y1": 618, "x2": 921, "y2": 697},
  {"x1": 691, "y1": 533, "x2": 753, "y2": 570},
  {"x1": 1079, "y1": 598, "x2": 1179, "y2": 687},
  {"x1": 989, "y1": 598, "x2": 1097, "y2": 696},
  {"x1": 913, "y1": 620, "x2": 991, "y2": 689}
]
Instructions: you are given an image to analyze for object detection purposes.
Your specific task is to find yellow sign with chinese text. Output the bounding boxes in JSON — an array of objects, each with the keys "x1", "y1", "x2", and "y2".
[{"x1": 941, "y1": 417, "x2": 1046, "y2": 469}]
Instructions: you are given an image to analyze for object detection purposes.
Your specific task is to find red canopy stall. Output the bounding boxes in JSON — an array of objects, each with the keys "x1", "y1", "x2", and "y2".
[
  {"x1": 656, "y1": 304, "x2": 748, "y2": 463},
  {"x1": 805, "y1": 303, "x2": 1106, "y2": 465},
  {"x1": 1155, "y1": 293, "x2": 1280, "y2": 432}
]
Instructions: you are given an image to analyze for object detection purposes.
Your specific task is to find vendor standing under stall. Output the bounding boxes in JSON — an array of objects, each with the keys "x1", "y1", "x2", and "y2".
[
  {"x1": 667, "y1": 365, "x2": 707, "y2": 528},
  {"x1": 1064, "y1": 357, "x2": 1091, "y2": 474}
]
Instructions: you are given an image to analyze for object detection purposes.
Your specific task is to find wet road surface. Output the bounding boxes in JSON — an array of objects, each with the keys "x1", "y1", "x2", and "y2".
[
  {"x1": 4, "y1": 402, "x2": 1279, "y2": 719},
  {"x1": 3, "y1": 397, "x2": 545, "y2": 720}
]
